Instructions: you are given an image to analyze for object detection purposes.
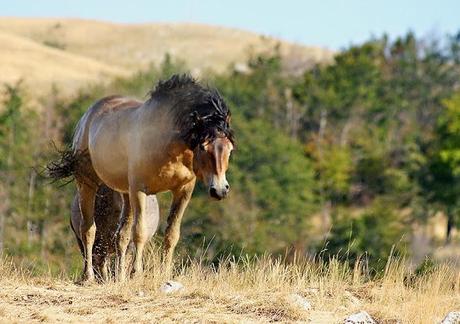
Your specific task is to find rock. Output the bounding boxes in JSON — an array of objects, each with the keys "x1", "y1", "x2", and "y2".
[
  {"x1": 344, "y1": 311, "x2": 376, "y2": 324},
  {"x1": 159, "y1": 280, "x2": 184, "y2": 294},
  {"x1": 288, "y1": 293, "x2": 312, "y2": 311},
  {"x1": 441, "y1": 312, "x2": 460, "y2": 324},
  {"x1": 233, "y1": 62, "x2": 250, "y2": 74}
]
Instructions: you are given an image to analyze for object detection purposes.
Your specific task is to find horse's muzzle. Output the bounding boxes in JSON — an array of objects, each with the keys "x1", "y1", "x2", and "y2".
[{"x1": 209, "y1": 186, "x2": 229, "y2": 200}]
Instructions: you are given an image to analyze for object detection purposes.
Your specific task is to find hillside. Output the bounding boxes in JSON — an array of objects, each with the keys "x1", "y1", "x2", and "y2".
[
  {"x1": 0, "y1": 30, "x2": 129, "y2": 91},
  {"x1": 0, "y1": 17, "x2": 333, "y2": 95}
]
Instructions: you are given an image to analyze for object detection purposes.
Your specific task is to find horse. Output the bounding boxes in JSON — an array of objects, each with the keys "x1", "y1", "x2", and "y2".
[
  {"x1": 70, "y1": 184, "x2": 159, "y2": 281},
  {"x1": 48, "y1": 74, "x2": 234, "y2": 282}
]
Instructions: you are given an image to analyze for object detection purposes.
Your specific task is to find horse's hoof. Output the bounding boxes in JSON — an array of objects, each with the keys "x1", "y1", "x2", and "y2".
[
  {"x1": 95, "y1": 276, "x2": 109, "y2": 284},
  {"x1": 76, "y1": 280, "x2": 95, "y2": 287},
  {"x1": 116, "y1": 273, "x2": 127, "y2": 283},
  {"x1": 161, "y1": 262, "x2": 173, "y2": 277},
  {"x1": 76, "y1": 275, "x2": 96, "y2": 286},
  {"x1": 130, "y1": 270, "x2": 144, "y2": 280}
]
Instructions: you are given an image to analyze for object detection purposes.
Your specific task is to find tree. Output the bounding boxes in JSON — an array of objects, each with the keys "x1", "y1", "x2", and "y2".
[
  {"x1": 421, "y1": 92, "x2": 460, "y2": 242},
  {"x1": 321, "y1": 198, "x2": 409, "y2": 273}
]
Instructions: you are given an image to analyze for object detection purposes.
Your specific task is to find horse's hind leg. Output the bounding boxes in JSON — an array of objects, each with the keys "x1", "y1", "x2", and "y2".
[
  {"x1": 100, "y1": 256, "x2": 110, "y2": 282},
  {"x1": 77, "y1": 182, "x2": 97, "y2": 283},
  {"x1": 115, "y1": 193, "x2": 133, "y2": 282}
]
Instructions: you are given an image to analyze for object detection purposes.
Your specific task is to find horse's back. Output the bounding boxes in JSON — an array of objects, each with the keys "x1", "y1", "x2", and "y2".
[{"x1": 72, "y1": 95, "x2": 142, "y2": 152}]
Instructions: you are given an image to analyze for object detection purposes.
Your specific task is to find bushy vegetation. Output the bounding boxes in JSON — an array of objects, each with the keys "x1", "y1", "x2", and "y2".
[{"x1": 1, "y1": 31, "x2": 459, "y2": 275}]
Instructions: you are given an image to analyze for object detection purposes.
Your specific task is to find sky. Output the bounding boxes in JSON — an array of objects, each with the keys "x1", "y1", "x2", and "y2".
[{"x1": 1, "y1": 0, "x2": 459, "y2": 50}]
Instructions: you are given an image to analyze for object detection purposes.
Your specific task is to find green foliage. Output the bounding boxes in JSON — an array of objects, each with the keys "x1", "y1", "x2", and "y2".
[
  {"x1": 0, "y1": 83, "x2": 76, "y2": 273},
  {"x1": 414, "y1": 257, "x2": 437, "y2": 277},
  {"x1": 2, "y1": 31, "x2": 460, "y2": 274},
  {"x1": 180, "y1": 114, "x2": 316, "y2": 258},
  {"x1": 419, "y1": 92, "x2": 460, "y2": 236},
  {"x1": 322, "y1": 199, "x2": 408, "y2": 272},
  {"x1": 438, "y1": 93, "x2": 460, "y2": 175}
]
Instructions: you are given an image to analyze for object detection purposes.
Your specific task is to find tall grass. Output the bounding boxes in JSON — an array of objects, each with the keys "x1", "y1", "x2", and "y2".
[{"x1": 0, "y1": 247, "x2": 458, "y2": 323}]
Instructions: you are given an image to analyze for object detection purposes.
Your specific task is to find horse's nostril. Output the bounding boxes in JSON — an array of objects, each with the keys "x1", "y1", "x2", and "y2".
[
  {"x1": 209, "y1": 187, "x2": 220, "y2": 199},
  {"x1": 225, "y1": 184, "x2": 230, "y2": 190}
]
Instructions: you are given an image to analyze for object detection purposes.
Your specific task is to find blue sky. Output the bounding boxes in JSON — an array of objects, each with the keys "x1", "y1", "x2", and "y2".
[{"x1": 1, "y1": 0, "x2": 459, "y2": 49}]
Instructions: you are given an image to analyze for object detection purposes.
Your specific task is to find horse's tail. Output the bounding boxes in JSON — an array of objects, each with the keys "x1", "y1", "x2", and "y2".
[
  {"x1": 46, "y1": 148, "x2": 88, "y2": 184},
  {"x1": 46, "y1": 105, "x2": 91, "y2": 184}
]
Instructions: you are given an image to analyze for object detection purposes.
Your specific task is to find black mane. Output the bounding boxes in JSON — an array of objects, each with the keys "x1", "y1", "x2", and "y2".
[{"x1": 149, "y1": 74, "x2": 234, "y2": 149}]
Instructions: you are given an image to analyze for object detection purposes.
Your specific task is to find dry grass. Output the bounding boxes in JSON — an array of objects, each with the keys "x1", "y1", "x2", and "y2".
[
  {"x1": 0, "y1": 248, "x2": 458, "y2": 323},
  {"x1": 0, "y1": 28, "x2": 129, "y2": 97},
  {"x1": 0, "y1": 17, "x2": 333, "y2": 97}
]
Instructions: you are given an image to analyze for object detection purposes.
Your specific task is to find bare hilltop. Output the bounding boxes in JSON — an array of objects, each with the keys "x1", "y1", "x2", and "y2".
[{"x1": 0, "y1": 17, "x2": 333, "y2": 94}]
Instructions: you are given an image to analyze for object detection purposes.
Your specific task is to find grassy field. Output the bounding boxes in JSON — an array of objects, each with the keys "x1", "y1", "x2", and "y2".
[
  {"x1": 0, "y1": 16, "x2": 459, "y2": 324},
  {"x1": 0, "y1": 249, "x2": 458, "y2": 323}
]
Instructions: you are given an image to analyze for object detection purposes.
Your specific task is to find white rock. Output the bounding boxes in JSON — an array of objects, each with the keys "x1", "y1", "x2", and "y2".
[
  {"x1": 288, "y1": 293, "x2": 312, "y2": 311},
  {"x1": 159, "y1": 280, "x2": 184, "y2": 294},
  {"x1": 233, "y1": 62, "x2": 250, "y2": 74},
  {"x1": 441, "y1": 311, "x2": 460, "y2": 324},
  {"x1": 344, "y1": 311, "x2": 376, "y2": 324}
]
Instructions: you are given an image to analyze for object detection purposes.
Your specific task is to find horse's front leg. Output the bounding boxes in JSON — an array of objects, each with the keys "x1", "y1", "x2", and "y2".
[
  {"x1": 115, "y1": 193, "x2": 133, "y2": 282},
  {"x1": 130, "y1": 189, "x2": 148, "y2": 277},
  {"x1": 164, "y1": 180, "x2": 196, "y2": 273},
  {"x1": 77, "y1": 182, "x2": 97, "y2": 283}
]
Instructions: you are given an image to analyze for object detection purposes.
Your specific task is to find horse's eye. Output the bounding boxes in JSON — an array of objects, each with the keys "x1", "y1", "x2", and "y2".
[{"x1": 200, "y1": 144, "x2": 206, "y2": 151}]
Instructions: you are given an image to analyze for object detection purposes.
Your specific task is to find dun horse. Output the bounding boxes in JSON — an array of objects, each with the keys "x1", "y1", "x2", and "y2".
[
  {"x1": 71, "y1": 184, "x2": 159, "y2": 281},
  {"x1": 48, "y1": 74, "x2": 234, "y2": 282}
]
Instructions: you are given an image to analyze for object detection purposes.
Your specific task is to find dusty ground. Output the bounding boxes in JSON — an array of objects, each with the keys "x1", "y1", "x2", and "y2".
[
  {"x1": 0, "y1": 255, "x2": 458, "y2": 323},
  {"x1": 0, "y1": 280, "x2": 338, "y2": 323}
]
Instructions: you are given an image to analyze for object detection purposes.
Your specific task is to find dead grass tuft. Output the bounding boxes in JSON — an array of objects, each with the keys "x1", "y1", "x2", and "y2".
[{"x1": 0, "y1": 252, "x2": 458, "y2": 323}]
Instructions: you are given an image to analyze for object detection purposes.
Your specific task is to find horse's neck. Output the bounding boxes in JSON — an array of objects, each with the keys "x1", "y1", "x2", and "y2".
[
  {"x1": 165, "y1": 139, "x2": 192, "y2": 159},
  {"x1": 141, "y1": 100, "x2": 195, "y2": 164}
]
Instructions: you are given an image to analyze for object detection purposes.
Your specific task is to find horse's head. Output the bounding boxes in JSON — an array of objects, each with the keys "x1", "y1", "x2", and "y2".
[{"x1": 193, "y1": 135, "x2": 233, "y2": 200}]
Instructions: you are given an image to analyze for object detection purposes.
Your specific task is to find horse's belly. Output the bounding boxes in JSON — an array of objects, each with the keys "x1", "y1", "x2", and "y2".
[
  {"x1": 93, "y1": 157, "x2": 129, "y2": 192},
  {"x1": 89, "y1": 139, "x2": 130, "y2": 192}
]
